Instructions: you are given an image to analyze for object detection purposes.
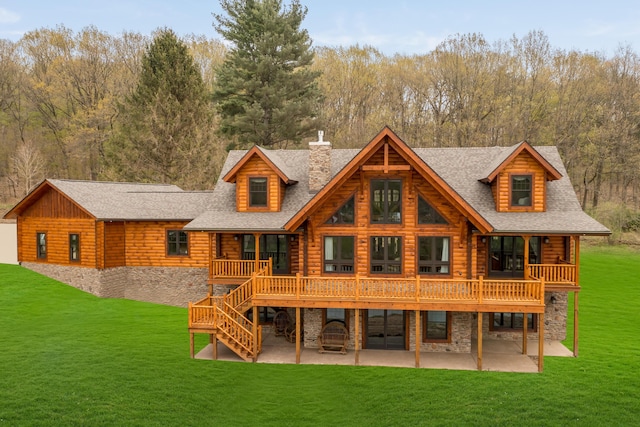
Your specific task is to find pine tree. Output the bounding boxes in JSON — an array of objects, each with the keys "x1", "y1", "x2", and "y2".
[
  {"x1": 104, "y1": 29, "x2": 220, "y2": 189},
  {"x1": 213, "y1": 0, "x2": 322, "y2": 148}
]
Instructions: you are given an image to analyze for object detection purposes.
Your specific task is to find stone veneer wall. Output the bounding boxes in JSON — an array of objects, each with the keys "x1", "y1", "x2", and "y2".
[
  {"x1": 410, "y1": 311, "x2": 473, "y2": 353},
  {"x1": 21, "y1": 263, "x2": 210, "y2": 307},
  {"x1": 303, "y1": 309, "x2": 473, "y2": 352},
  {"x1": 474, "y1": 291, "x2": 568, "y2": 341}
]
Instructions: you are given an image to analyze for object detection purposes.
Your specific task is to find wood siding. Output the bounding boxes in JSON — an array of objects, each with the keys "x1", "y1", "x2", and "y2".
[
  {"x1": 494, "y1": 151, "x2": 547, "y2": 212},
  {"x1": 21, "y1": 186, "x2": 92, "y2": 219},
  {"x1": 305, "y1": 146, "x2": 470, "y2": 279},
  {"x1": 234, "y1": 156, "x2": 282, "y2": 212},
  {"x1": 124, "y1": 221, "x2": 208, "y2": 267},
  {"x1": 18, "y1": 217, "x2": 97, "y2": 267},
  {"x1": 104, "y1": 221, "x2": 126, "y2": 268}
]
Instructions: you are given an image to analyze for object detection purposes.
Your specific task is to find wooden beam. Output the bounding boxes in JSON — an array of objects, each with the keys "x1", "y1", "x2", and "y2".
[
  {"x1": 189, "y1": 332, "x2": 194, "y2": 358},
  {"x1": 354, "y1": 309, "x2": 360, "y2": 365},
  {"x1": 574, "y1": 291, "x2": 579, "y2": 357},
  {"x1": 415, "y1": 310, "x2": 421, "y2": 368},
  {"x1": 295, "y1": 307, "x2": 301, "y2": 364},
  {"x1": 252, "y1": 305, "x2": 258, "y2": 362},
  {"x1": 361, "y1": 165, "x2": 412, "y2": 172},
  {"x1": 212, "y1": 334, "x2": 218, "y2": 360},
  {"x1": 477, "y1": 312, "x2": 483, "y2": 371},
  {"x1": 522, "y1": 312, "x2": 528, "y2": 355},
  {"x1": 538, "y1": 312, "x2": 545, "y2": 372},
  {"x1": 254, "y1": 233, "x2": 260, "y2": 273}
]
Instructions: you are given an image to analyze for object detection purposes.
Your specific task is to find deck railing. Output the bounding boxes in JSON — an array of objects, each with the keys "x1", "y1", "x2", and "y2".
[
  {"x1": 210, "y1": 258, "x2": 272, "y2": 280},
  {"x1": 252, "y1": 274, "x2": 545, "y2": 305},
  {"x1": 528, "y1": 263, "x2": 576, "y2": 284}
]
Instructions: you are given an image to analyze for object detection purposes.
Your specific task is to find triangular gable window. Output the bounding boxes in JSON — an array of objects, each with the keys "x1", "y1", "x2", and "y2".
[
  {"x1": 418, "y1": 196, "x2": 448, "y2": 224},
  {"x1": 325, "y1": 196, "x2": 354, "y2": 224}
]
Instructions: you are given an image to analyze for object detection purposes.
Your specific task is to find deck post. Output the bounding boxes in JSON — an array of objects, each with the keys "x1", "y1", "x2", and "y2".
[
  {"x1": 523, "y1": 236, "x2": 530, "y2": 280},
  {"x1": 522, "y1": 313, "x2": 528, "y2": 355},
  {"x1": 477, "y1": 312, "x2": 483, "y2": 371},
  {"x1": 253, "y1": 233, "x2": 260, "y2": 274},
  {"x1": 354, "y1": 309, "x2": 360, "y2": 365},
  {"x1": 574, "y1": 237, "x2": 580, "y2": 357},
  {"x1": 538, "y1": 312, "x2": 545, "y2": 372},
  {"x1": 189, "y1": 332, "x2": 194, "y2": 358},
  {"x1": 212, "y1": 334, "x2": 218, "y2": 360},
  {"x1": 252, "y1": 305, "x2": 258, "y2": 362},
  {"x1": 415, "y1": 310, "x2": 420, "y2": 368},
  {"x1": 295, "y1": 307, "x2": 301, "y2": 364},
  {"x1": 574, "y1": 291, "x2": 579, "y2": 357}
]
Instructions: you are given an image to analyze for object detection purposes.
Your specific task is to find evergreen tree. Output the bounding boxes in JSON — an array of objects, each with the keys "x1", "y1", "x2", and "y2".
[
  {"x1": 213, "y1": 0, "x2": 322, "y2": 148},
  {"x1": 104, "y1": 29, "x2": 220, "y2": 189}
]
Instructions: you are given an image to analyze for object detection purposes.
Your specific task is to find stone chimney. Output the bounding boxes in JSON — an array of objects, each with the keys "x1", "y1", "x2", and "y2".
[{"x1": 308, "y1": 130, "x2": 331, "y2": 193}]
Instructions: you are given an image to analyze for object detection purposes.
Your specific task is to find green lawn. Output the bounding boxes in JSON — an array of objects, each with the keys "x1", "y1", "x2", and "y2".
[{"x1": 1, "y1": 245, "x2": 639, "y2": 426}]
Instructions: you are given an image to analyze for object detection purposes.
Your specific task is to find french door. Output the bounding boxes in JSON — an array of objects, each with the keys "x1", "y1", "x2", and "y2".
[
  {"x1": 489, "y1": 236, "x2": 540, "y2": 277},
  {"x1": 365, "y1": 310, "x2": 406, "y2": 350}
]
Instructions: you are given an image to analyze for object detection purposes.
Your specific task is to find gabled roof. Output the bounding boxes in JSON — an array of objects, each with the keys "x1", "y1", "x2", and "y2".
[
  {"x1": 285, "y1": 126, "x2": 492, "y2": 233},
  {"x1": 4, "y1": 179, "x2": 215, "y2": 221},
  {"x1": 223, "y1": 145, "x2": 297, "y2": 185},
  {"x1": 185, "y1": 127, "x2": 610, "y2": 236},
  {"x1": 480, "y1": 141, "x2": 562, "y2": 183}
]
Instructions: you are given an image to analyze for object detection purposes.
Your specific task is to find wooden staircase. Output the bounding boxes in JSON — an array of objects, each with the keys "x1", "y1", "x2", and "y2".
[{"x1": 188, "y1": 273, "x2": 263, "y2": 362}]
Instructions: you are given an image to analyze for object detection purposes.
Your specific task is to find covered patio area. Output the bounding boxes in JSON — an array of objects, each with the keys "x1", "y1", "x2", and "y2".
[{"x1": 194, "y1": 335, "x2": 573, "y2": 373}]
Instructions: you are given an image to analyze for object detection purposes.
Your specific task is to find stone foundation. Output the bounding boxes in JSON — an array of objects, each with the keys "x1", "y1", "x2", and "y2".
[{"x1": 21, "y1": 262, "x2": 209, "y2": 307}]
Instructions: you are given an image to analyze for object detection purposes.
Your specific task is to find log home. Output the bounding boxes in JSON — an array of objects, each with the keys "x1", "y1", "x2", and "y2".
[
  {"x1": 184, "y1": 127, "x2": 609, "y2": 371},
  {"x1": 3, "y1": 180, "x2": 215, "y2": 306}
]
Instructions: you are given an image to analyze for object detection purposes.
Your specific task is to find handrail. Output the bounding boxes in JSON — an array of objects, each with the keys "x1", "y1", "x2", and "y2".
[
  {"x1": 528, "y1": 263, "x2": 576, "y2": 284},
  {"x1": 253, "y1": 275, "x2": 545, "y2": 304},
  {"x1": 210, "y1": 258, "x2": 272, "y2": 280}
]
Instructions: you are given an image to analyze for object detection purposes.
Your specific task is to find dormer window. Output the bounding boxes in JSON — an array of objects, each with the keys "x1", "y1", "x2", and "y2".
[
  {"x1": 511, "y1": 175, "x2": 532, "y2": 207},
  {"x1": 249, "y1": 177, "x2": 268, "y2": 207}
]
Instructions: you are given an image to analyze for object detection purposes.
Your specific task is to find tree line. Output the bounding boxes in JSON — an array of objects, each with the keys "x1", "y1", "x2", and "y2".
[{"x1": 1, "y1": 23, "x2": 639, "y2": 229}]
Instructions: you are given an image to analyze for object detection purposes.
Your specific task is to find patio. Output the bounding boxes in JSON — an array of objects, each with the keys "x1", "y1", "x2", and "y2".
[{"x1": 194, "y1": 334, "x2": 573, "y2": 373}]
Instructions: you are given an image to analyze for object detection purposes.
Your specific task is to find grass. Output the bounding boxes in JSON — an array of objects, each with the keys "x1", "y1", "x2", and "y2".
[{"x1": 1, "y1": 245, "x2": 639, "y2": 426}]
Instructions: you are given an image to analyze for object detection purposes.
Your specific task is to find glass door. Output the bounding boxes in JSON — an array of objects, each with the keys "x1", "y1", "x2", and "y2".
[
  {"x1": 242, "y1": 234, "x2": 289, "y2": 274},
  {"x1": 489, "y1": 236, "x2": 540, "y2": 277},
  {"x1": 365, "y1": 310, "x2": 406, "y2": 350}
]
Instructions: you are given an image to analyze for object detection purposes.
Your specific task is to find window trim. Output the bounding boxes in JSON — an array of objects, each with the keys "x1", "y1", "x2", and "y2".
[
  {"x1": 323, "y1": 235, "x2": 355, "y2": 274},
  {"x1": 422, "y1": 311, "x2": 451, "y2": 343},
  {"x1": 489, "y1": 312, "x2": 538, "y2": 332},
  {"x1": 166, "y1": 229, "x2": 189, "y2": 256},
  {"x1": 36, "y1": 232, "x2": 47, "y2": 260},
  {"x1": 510, "y1": 173, "x2": 533, "y2": 208},
  {"x1": 69, "y1": 233, "x2": 80, "y2": 262},
  {"x1": 248, "y1": 176, "x2": 269, "y2": 208},
  {"x1": 370, "y1": 236, "x2": 402, "y2": 275},
  {"x1": 417, "y1": 236, "x2": 451, "y2": 276},
  {"x1": 370, "y1": 179, "x2": 402, "y2": 224}
]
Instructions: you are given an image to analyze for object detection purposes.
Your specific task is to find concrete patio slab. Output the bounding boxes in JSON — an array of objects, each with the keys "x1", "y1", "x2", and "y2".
[{"x1": 194, "y1": 335, "x2": 573, "y2": 373}]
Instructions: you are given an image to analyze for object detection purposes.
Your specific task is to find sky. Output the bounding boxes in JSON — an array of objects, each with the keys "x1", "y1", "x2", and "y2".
[{"x1": 1, "y1": 1, "x2": 640, "y2": 56}]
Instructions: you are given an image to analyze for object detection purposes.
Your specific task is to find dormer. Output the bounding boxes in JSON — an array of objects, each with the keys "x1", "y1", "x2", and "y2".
[
  {"x1": 479, "y1": 142, "x2": 562, "y2": 213},
  {"x1": 223, "y1": 146, "x2": 297, "y2": 212}
]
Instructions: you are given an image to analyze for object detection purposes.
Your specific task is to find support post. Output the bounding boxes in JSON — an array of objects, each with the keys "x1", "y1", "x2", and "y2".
[
  {"x1": 415, "y1": 310, "x2": 421, "y2": 368},
  {"x1": 523, "y1": 312, "x2": 528, "y2": 355},
  {"x1": 296, "y1": 307, "x2": 301, "y2": 364},
  {"x1": 574, "y1": 291, "x2": 579, "y2": 357},
  {"x1": 252, "y1": 305, "x2": 258, "y2": 362},
  {"x1": 254, "y1": 233, "x2": 260, "y2": 274},
  {"x1": 523, "y1": 235, "x2": 530, "y2": 279},
  {"x1": 538, "y1": 312, "x2": 545, "y2": 372},
  {"x1": 477, "y1": 312, "x2": 483, "y2": 371},
  {"x1": 212, "y1": 334, "x2": 218, "y2": 360},
  {"x1": 354, "y1": 309, "x2": 360, "y2": 365},
  {"x1": 189, "y1": 332, "x2": 194, "y2": 358}
]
